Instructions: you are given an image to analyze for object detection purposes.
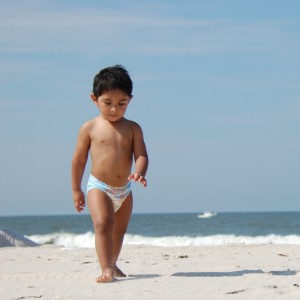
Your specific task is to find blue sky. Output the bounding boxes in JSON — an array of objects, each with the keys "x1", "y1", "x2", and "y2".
[{"x1": 1, "y1": 0, "x2": 300, "y2": 216}]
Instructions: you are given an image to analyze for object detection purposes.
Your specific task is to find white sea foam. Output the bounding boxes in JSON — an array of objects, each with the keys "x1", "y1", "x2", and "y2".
[
  {"x1": 28, "y1": 232, "x2": 300, "y2": 248},
  {"x1": 125, "y1": 234, "x2": 300, "y2": 246},
  {"x1": 28, "y1": 232, "x2": 95, "y2": 248}
]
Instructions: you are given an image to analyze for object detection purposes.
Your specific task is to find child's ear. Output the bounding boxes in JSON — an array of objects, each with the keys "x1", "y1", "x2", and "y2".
[{"x1": 90, "y1": 93, "x2": 98, "y2": 105}]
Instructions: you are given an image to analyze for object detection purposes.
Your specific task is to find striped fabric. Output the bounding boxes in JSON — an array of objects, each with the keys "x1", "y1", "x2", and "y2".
[{"x1": 0, "y1": 229, "x2": 39, "y2": 247}]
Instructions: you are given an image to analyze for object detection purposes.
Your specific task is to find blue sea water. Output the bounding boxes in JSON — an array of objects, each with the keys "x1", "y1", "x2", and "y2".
[{"x1": 1, "y1": 212, "x2": 300, "y2": 248}]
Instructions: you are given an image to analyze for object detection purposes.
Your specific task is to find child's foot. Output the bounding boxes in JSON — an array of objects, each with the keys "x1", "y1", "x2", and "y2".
[
  {"x1": 113, "y1": 266, "x2": 126, "y2": 277},
  {"x1": 95, "y1": 272, "x2": 114, "y2": 283}
]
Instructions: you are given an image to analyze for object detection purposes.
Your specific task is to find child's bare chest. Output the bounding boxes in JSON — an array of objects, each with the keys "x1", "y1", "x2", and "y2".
[{"x1": 91, "y1": 125, "x2": 133, "y2": 149}]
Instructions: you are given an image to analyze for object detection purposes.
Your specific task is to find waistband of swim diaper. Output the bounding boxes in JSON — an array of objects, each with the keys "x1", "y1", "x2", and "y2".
[{"x1": 88, "y1": 174, "x2": 131, "y2": 190}]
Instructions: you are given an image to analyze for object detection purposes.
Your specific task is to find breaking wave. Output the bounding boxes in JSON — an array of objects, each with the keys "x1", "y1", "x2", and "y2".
[{"x1": 28, "y1": 232, "x2": 300, "y2": 248}]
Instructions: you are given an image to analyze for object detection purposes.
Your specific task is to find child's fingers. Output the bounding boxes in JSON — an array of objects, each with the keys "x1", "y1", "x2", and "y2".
[
  {"x1": 139, "y1": 176, "x2": 147, "y2": 187},
  {"x1": 128, "y1": 173, "x2": 147, "y2": 186},
  {"x1": 127, "y1": 174, "x2": 134, "y2": 180},
  {"x1": 128, "y1": 173, "x2": 140, "y2": 181},
  {"x1": 74, "y1": 198, "x2": 85, "y2": 212}
]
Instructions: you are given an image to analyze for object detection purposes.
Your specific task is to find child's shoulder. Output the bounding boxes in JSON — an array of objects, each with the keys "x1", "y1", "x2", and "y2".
[
  {"x1": 123, "y1": 118, "x2": 142, "y2": 131},
  {"x1": 78, "y1": 117, "x2": 99, "y2": 134},
  {"x1": 81, "y1": 118, "x2": 95, "y2": 130}
]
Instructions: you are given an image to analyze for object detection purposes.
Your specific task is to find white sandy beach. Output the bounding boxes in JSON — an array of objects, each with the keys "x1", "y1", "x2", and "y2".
[{"x1": 1, "y1": 244, "x2": 300, "y2": 300}]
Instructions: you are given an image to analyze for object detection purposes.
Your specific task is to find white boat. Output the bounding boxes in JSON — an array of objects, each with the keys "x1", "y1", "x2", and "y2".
[{"x1": 197, "y1": 211, "x2": 217, "y2": 219}]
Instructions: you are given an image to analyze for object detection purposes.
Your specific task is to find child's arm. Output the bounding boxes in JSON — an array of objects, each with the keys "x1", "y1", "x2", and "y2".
[
  {"x1": 71, "y1": 123, "x2": 91, "y2": 212},
  {"x1": 128, "y1": 123, "x2": 148, "y2": 187}
]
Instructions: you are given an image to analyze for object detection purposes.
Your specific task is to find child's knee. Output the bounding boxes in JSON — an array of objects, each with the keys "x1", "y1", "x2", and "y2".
[{"x1": 93, "y1": 217, "x2": 114, "y2": 233}]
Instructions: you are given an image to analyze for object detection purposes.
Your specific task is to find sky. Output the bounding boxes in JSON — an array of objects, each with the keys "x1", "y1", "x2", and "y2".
[{"x1": 0, "y1": 0, "x2": 300, "y2": 216}]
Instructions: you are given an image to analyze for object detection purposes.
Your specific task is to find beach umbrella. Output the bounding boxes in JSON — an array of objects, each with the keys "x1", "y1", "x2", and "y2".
[{"x1": 0, "y1": 229, "x2": 39, "y2": 247}]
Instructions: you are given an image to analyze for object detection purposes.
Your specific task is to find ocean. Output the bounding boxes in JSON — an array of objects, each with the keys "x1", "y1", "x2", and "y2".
[{"x1": 1, "y1": 212, "x2": 300, "y2": 248}]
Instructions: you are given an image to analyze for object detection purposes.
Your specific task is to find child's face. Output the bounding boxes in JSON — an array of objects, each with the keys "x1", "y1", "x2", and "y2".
[{"x1": 92, "y1": 89, "x2": 132, "y2": 122}]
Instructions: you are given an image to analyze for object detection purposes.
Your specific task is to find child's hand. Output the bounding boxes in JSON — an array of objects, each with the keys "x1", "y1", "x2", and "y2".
[
  {"x1": 73, "y1": 190, "x2": 85, "y2": 213},
  {"x1": 128, "y1": 172, "x2": 147, "y2": 187}
]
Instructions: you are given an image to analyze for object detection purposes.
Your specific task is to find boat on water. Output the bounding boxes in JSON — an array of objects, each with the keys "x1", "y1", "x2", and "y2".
[{"x1": 197, "y1": 211, "x2": 217, "y2": 219}]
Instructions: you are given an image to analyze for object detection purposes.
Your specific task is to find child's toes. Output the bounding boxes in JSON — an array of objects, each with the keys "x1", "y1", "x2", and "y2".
[{"x1": 95, "y1": 273, "x2": 114, "y2": 283}]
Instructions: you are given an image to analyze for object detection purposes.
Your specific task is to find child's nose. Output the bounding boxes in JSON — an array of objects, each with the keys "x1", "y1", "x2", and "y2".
[{"x1": 111, "y1": 106, "x2": 117, "y2": 112}]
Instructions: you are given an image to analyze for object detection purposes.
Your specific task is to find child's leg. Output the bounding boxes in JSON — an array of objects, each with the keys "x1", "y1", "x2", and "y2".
[
  {"x1": 112, "y1": 192, "x2": 133, "y2": 276},
  {"x1": 87, "y1": 189, "x2": 115, "y2": 283}
]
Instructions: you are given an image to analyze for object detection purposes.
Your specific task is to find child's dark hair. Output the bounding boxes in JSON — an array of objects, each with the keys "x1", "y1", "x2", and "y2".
[{"x1": 92, "y1": 65, "x2": 133, "y2": 98}]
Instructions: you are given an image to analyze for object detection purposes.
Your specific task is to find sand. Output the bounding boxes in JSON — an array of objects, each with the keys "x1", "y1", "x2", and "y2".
[{"x1": 1, "y1": 244, "x2": 300, "y2": 299}]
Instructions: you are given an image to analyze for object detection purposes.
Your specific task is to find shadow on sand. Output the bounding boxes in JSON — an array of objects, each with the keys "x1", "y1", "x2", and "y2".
[
  {"x1": 172, "y1": 269, "x2": 298, "y2": 277},
  {"x1": 126, "y1": 274, "x2": 161, "y2": 281}
]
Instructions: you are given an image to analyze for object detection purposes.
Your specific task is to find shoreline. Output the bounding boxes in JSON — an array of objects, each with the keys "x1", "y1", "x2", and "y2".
[{"x1": 1, "y1": 244, "x2": 300, "y2": 299}]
